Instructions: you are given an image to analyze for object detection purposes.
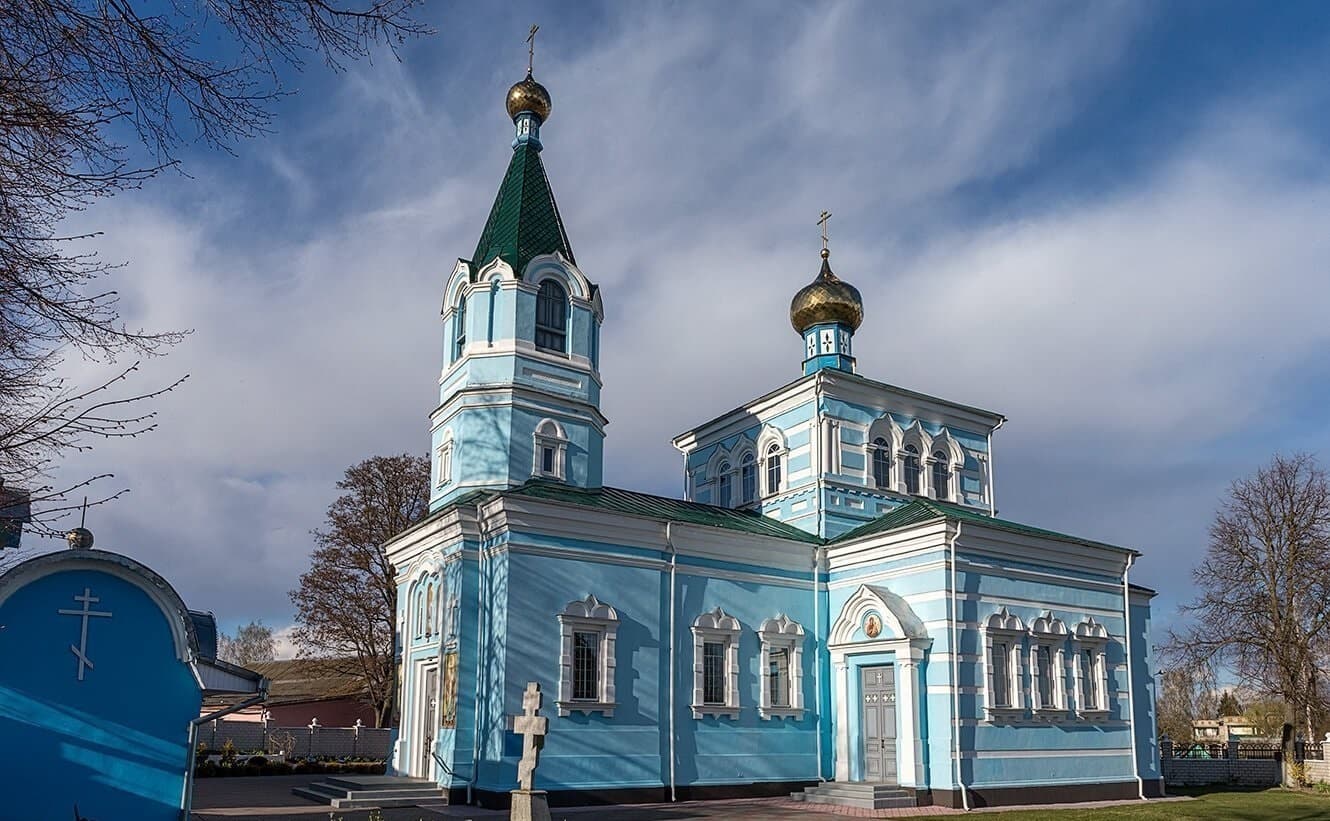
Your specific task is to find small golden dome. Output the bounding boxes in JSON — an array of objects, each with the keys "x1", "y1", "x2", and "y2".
[
  {"x1": 790, "y1": 250, "x2": 864, "y2": 333},
  {"x1": 506, "y1": 72, "x2": 552, "y2": 122}
]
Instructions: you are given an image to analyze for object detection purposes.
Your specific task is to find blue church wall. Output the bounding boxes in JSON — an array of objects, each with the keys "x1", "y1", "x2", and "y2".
[{"x1": 0, "y1": 567, "x2": 201, "y2": 821}]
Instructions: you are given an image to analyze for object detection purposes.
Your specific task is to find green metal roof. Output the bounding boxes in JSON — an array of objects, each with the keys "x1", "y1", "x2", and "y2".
[
  {"x1": 503, "y1": 480, "x2": 823, "y2": 544},
  {"x1": 830, "y1": 497, "x2": 1134, "y2": 554},
  {"x1": 470, "y1": 141, "x2": 575, "y2": 277}
]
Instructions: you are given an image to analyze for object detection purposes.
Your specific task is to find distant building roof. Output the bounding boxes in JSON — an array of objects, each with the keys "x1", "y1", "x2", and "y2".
[{"x1": 245, "y1": 658, "x2": 367, "y2": 706}]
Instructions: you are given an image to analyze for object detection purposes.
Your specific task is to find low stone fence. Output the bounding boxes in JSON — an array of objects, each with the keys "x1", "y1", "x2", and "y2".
[
  {"x1": 1306, "y1": 760, "x2": 1330, "y2": 783},
  {"x1": 1160, "y1": 738, "x2": 1280, "y2": 787},
  {"x1": 199, "y1": 718, "x2": 391, "y2": 759}
]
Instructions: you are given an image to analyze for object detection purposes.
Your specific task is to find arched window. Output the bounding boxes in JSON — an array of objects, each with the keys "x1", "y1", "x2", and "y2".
[
  {"x1": 903, "y1": 445, "x2": 921, "y2": 494},
  {"x1": 764, "y1": 443, "x2": 782, "y2": 495},
  {"x1": 932, "y1": 451, "x2": 951, "y2": 501},
  {"x1": 871, "y1": 438, "x2": 891, "y2": 489},
  {"x1": 535, "y1": 280, "x2": 568, "y2": 353},
  {"x1": 453, "y1": 293, "x2": 467, "y2": 361},
  {"x1": 534, "y1": 418, "x2": 568, "y2": 480},
  {"x1": 717, "y1": 462, "x2": 732, "y2": 508},
  {"x1": 740, "y1": 452, "x2": 756, "y2": 504}
]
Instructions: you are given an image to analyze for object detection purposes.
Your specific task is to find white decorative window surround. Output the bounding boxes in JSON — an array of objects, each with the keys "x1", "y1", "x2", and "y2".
[
  {"x1": 983, "y1": 607, "x2": 1026, "y2": 720},
  {"x1": 556, "y1": 594, "x2": 618, "y2": 716},
  {"x1": 757, "y1": 426, "x2": 788, "y2": 496},
  {"x1": 692, "y1": 607, "x2": 742, "y2": 719},
  {"x1": 1029, "y1": 613, "x2": 1068, "y2": 717},
  {"x1": 436, "y1": 430, "x2": 454, "y2": 488},
  {"x1": 533, "y1": 418, "x2": 568, "y2": 481},
  {"x1": 758, "y1": 614, "x2": 805, "y2": 719},
  {"x1": 1074, "y1": 616, "x2": 1111, "y2": 720}
]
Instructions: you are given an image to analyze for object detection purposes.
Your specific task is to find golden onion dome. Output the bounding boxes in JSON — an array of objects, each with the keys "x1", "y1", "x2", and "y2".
[
  {"x1": 506, "y1": 71, "x2": 552, "y2": 122},
  {"x1": 790, "y1": 249, "x2": 864, "y2": 333}
]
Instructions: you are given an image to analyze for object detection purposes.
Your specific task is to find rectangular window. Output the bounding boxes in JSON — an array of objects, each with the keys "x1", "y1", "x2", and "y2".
[
  {"x1": 572, "y1": 631, "x2": 599, "y2": 701},
  {"x1": 1036, "y1": 646, "x2": 1053, "y2": 708},
  {"x1": 703, "y1": 641, "x2": 726, "y2": 705},
  {"x1": 542, "y1": 446, "x2": 555, "y2": 474},
  {"x1": 769, "y1": 649, "x2": 789, "y2": 707},
  {"x1": 991, "y1": 641, "x2": 1010, "y2": 707},
  {"x1": 1080, "y1": 649, "x2": 1097, "y2": 710}
]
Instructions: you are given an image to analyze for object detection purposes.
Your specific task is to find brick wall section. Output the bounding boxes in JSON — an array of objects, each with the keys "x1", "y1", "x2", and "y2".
[
  {"x1": 1161, "y1": 757, "x2": 1279, "y2": 787},
  {"x1": 201, "y1": 719, "x2": 391, "y2": 759},
  {"x1": 1306, "y1": 760, "x2": 1330, "y2": 783}
]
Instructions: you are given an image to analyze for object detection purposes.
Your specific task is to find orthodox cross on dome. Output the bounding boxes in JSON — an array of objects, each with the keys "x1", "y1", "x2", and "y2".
[
  {"x1": 527, "y1": 24, "x2": 539, "y2": 74},
  {"x1": 818, "y1": 210, "x2": 832, "y2": 254},
  {"x1": 512, "y1": 681, "x2": 548, "y2": 790},
  {"x1": 57, "y1": 587, "x2": 112, "y2": 681}
]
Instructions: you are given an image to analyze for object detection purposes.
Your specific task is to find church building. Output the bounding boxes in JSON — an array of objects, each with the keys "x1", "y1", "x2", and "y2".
[{"x1": 381, "y1": 60, "x2": 1163, "y2": 810}]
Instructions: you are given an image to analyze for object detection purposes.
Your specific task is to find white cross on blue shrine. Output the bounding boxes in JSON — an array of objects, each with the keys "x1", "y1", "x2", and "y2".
[{"x1": 57, "y1": 587, "x2": 112, "y2": 681}]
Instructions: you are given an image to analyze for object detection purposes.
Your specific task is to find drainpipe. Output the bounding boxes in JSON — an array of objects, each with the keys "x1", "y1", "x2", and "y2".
[
  {"x1": 813, "y1": 545, "x2": 826, "y2": 782},
  {"x1": 666, "y1": 521, "x2": 678, "y2": 802},
  {"x1": 948, "y1": 522, "x2": 970, "y2": 811},
  {"x1": 469, "y1": 504, "x2": 489, "y2": 805},
  {"x1": 1123, "y1": 553, "x2": 1147, "y2": 800}
]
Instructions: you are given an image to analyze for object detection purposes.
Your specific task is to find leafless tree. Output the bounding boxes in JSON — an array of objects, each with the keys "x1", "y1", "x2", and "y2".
[
  {"x1": 1168, "y1": 453, "x2": 1330, "y2": 784},
  {"x1": 289, "y1": 453, "x2": 429, "y2": 727},
  {"x1": 1, "y1": 1, "x2": 428, "y2": 531},
  {"x1": 219, "y1": 619, "x2": 276, "y2": 666},
  {"x1": 1155, "y1": 660, "x2": 1217, "y2": 744}
]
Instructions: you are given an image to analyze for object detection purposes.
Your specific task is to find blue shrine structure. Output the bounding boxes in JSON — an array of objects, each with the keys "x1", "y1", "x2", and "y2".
[
  {"x1": 378, "y1": 62, "x2": 1164, "y2": 811},
  {"x1": 0, "y1": 529, "x2": 265, "y2": 821}
]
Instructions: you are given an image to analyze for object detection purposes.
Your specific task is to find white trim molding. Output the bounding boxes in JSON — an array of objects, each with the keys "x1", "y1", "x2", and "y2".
[
  {"x1": 533, "y1": 417, "x2": 569, "y2": 480},
  {"x1": 758, "y1": 614, "x2": 805, "y2": 719},
  {"x1": 691, "y1": 607, "x2": 742, "y2": 719},
  {"x1": 983, "y1": 606, "x2": 1026, "y2": 722},
  {"x1": 556, "y1": 594, "x2": 619, "y2": 717}
]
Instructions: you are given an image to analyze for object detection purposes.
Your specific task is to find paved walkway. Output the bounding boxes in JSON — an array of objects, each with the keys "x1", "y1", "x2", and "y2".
[{"x1": 191, "y1": 776, "x2": 1186, "y2": 820}]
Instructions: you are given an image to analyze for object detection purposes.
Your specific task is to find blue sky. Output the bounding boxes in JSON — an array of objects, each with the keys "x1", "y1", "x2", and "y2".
[{"x1": 31, "y1": 1, "x2": 1330, "y2": 653}]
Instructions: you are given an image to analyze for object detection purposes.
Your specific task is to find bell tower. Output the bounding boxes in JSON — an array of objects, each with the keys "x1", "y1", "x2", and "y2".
[{"x1": 430, "y1": 56, "x2": 606, "y2": 511}]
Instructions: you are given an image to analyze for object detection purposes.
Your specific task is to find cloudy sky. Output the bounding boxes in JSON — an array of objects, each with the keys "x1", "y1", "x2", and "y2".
[{"x1": 29, "y1": 1, "x2": 1330, "y2": 653}]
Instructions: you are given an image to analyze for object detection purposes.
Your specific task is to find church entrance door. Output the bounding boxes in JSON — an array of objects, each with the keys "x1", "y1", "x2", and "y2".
[
  {"x1": 417, "y1": 664, "x2": 438, "y2": 777},
  {"x1": 859, "y1": 665, "x2": 897, "y2": 782}
]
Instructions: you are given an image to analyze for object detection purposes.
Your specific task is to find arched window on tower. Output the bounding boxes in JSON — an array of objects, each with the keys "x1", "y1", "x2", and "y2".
[
  {"x1": 717, "y1": 462, "x2": 732, "y2": 508},
  {"x1": 535, "y1": 280, "x2": 568, "y2": 353},
  {"x1": 932, "y1": 451, "x2": 951, "y2": 501},
  {"x1": 871, "y1": 438, "x2": 892, "y2": 489},
  {"x1": 903, "y1": 445, "x2": 921, "y2": 495},
  {"x1": 740, "y1": 452, "x2": 756, "y2": 504},
  {"x1": 453, "y1": 293, "x2": 468, "y2": 361},
  {"x1": 764, "y1": 443, "x2": 783, "y2": 496}
]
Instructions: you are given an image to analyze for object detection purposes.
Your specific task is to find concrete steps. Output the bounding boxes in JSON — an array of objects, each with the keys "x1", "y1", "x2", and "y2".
[
  {"x1": 791, "y1": 781, "x2": 918, "y2": 810},
  {"x1": 292, "y1": 775, "x2": 449, "y2": 809}
]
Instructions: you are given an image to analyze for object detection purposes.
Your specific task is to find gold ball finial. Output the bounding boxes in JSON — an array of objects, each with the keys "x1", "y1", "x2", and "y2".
[{"x1": 506, "y1": 72, "x2": 552, "y2": 123}]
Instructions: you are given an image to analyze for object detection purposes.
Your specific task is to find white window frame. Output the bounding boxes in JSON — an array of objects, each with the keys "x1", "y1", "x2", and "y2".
[
  {"x1": 983, "y1": 607, "x2": 1026, "y2": 721},
  {"x1": 533, "y1": 418, "x2": 569, "y2": 481},
  {"x1": 928, "y1": 430, "x2": 965, "y2": 502},
  {"x1": 691, "y1": 607, "x2": 741, "y2": 719},
  {"x1": 556, "y1": 594, "x2": 618, "y2": 717},
  {"x1": 1029, "y1": 613, "x2": 1068, "y2": 717},
  {"x1": 758, "y1": 614, "x2": 805, "y2": 719},
  {"x1": 757, "y1": 426, "x2": 788, "y2": 497},
  {"x1": 1074, "y1": 616, "x2": 1111, "y2": 720}
]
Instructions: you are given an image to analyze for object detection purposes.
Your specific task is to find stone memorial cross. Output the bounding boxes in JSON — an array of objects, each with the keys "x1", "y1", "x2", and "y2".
[{"x1": 513, "y1": 681, "x2": 548, "y2": 790}]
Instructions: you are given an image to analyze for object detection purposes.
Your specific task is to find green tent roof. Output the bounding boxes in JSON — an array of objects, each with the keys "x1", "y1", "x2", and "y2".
[{"x1": 470, "y1": 141, "x2": 575, "y2": 277}]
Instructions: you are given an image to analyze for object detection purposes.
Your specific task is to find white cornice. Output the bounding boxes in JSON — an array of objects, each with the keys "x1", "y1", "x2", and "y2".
[
  {"x1": 673, "y1": 378, "x2": 818, "y2": 452},
  {"x1": 430, "y1": 384, "x2": 610, "y2": 430},
  {"x1": 819, "y1": 369, "x2": 1005, "y2": 434}
]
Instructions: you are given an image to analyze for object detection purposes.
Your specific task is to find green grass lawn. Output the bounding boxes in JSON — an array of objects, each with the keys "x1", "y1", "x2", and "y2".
[{"x1": 971, "y1": 789, "x2": 1330, "y2": 820}]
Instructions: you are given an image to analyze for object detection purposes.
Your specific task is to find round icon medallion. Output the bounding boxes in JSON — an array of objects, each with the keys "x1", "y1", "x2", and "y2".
[{"x1": 864, "y1": 613, "x2": 882, "y2": 638}]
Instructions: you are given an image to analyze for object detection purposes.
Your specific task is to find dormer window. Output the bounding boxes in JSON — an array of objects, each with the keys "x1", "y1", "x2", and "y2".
[
  {"x1": 903, "y1": 445, "x2": 921, "y2": 494},
  {"x1": 717, "y1": 462, "x2": 732, "y2": 507},
  {"x1": 871, "y1": 438, "x2": 892, "y2": 489},
  {"x1": 740, "y1": 452, "x2": 756, "y2": 504},
  {"x1": 535, "y1": 279, "x2": 568, "y2": 353},
  {"x1": 932, "y1": 451, "x2": 951, "y2": 501}
]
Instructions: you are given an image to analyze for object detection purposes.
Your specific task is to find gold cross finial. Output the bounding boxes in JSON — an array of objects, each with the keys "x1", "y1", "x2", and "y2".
[
  {"x1": 818, "y1": 211, "x2": 832, "y2": 253},
  {"x1": 527, "y1": 24, "x2": 540, "y2": 74}
]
